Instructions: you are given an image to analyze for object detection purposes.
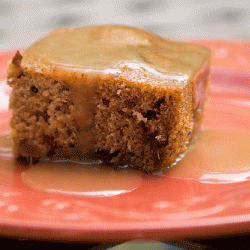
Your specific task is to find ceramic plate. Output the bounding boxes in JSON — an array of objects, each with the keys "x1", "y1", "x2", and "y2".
[{"x1": 0, "y1": 41, "x2": 250, "y2": 242}]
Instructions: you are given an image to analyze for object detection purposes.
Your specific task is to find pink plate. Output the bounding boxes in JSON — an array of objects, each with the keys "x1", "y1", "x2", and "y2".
[{"x1": 0, "y1": 41, "x2": 250, "y2": 242}]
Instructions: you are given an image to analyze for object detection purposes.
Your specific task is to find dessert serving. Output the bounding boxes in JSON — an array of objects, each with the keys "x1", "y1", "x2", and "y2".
[{"x1": 7, "y1": 25, "x2": 211, "y2": 172}]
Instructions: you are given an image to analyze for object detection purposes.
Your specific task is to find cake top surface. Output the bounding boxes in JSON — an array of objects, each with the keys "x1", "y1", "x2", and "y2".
[{"x1": 21, "y1": 25, "x2": 211, "y2": 85}]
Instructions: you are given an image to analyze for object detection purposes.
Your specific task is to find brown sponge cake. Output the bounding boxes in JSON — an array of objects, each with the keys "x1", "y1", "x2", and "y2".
[{"x1": 7, "y1": 25, "x2": 211, "y2": 172}]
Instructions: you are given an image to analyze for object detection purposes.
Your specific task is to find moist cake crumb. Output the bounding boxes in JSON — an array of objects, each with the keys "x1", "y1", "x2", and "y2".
[{"x1": 7, "y1": 25, "x2": 211, "y2": 172}]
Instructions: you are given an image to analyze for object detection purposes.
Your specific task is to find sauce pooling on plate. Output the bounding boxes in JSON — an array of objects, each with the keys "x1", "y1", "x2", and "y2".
[
  {"x1": 0, "y1": 127, "x2": 250, "y2": 194},
  {"x1": 164, "y1": 129, "x2": 250, "y2": 183},
  {"x1": 21, "y1": 160, "x2": 144, "y2": 197}
]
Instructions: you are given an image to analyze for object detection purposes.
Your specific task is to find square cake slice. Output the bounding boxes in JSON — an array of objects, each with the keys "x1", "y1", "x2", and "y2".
[{"x1": 7, "y1": 25, "x2": 211, "y2": 172}]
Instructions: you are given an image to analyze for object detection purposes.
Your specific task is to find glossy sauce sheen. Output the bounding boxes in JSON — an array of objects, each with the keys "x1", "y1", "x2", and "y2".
[
  {"x1": 165, "y1": 129, "x2": 250, "y2": 183},
  {"x1": 22, "y1": 161, "x2": 145, "y2": 197},
  {"x1": 22, "y1": 25, "x2": 211, "y2": 82},
  {"x1": 1, "y1": 127, "x2": 250, "y2": 195}
]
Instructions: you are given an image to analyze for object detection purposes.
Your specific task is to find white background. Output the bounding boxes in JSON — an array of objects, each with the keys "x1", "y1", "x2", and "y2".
[{"x1": 0, "y1": 0, "x2": 250, "y2": 51}]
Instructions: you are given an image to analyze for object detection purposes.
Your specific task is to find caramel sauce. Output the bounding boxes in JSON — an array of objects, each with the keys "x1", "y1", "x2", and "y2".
[
  {"x1": 0, "y1": 131, "x2": 12, "y2": 152},
  {"x1": 21, "y1": 25, "x2": 211, "y2": 83},
  {"x1": 1, "y1": 128, "x2": 249, "y2": 194},
  {"x1": 21, "y1": 160, "x2": 144, "y2": 197},
  {"x1": 0, "y1": 157, "x2": 13, "y2": 185},
  {"x1": 0, "y1": 132, "x2": 13, "y2": 184},
  {"x1": 164, "y1": 129, "x2": 250, "y2": 183}
]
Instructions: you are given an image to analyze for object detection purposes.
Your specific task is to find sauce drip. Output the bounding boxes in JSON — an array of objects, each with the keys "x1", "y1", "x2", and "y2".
[
  {"x1": 0, "y1": 131, "x2": 14, "y2": 184},
  {"x1": 0, "y1": 131, "x2": 12, "y2": 153}
]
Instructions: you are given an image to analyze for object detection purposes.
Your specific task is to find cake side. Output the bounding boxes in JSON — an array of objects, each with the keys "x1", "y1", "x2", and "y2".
[
  {"x1": 7, "y1": 50, "x2": 210, "y2": 172},
  {"x1": 94, "y1": 78, "x2": 192, "y2": 172},
  {"x1": 8, "y1": 55, "x2": 78, "y2": 159},
  {"x1": 7, "y1": 25, "x2": 212, "y2": 172}
]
